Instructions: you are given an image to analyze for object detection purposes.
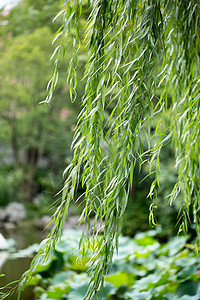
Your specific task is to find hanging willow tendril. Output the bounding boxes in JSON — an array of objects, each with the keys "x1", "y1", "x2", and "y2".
[{"x1": 1, "y1": 1, "x2": 198, "y2": 300}]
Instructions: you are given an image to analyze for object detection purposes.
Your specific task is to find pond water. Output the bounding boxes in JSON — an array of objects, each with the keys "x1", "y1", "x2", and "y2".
[{"x1": 0, "y1": 223, "x2": 46, "y2": 300}]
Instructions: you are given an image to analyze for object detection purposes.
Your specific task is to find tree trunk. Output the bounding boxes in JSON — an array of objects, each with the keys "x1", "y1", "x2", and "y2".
[
  {"x1": 22, "y1": 148, "x2": 38, "y2": 202},
  {"x1": 9, "y1": 113, "x2": 19, "y2": 168}
]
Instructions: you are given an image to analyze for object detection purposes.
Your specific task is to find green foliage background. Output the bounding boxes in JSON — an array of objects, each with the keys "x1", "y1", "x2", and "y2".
[{"x1": 0, "y1": 0, "x2": 84, "y2": 206}]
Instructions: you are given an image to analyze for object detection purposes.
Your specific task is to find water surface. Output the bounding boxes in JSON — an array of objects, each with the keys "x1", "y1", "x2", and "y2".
[{"x1": 0, "y1": 223, "x2": 46, "y2": 300}]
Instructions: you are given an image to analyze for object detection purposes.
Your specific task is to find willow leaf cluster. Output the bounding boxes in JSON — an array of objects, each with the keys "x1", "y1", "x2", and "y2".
[{"x1": 9, "y1": 1, "x2": 200, "y2": 300}]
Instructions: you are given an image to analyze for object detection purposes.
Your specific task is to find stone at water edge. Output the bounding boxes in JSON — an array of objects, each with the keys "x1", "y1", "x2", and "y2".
[
  {"x1": 34, "y1": 215, "x2": 55, "y2": 231},
  {"x1": 0, "y1": 252, "x2": 9, "y2": 269},
  {"x1": 0, "y1": 232, "x2": 9, "y2": 269},
  {"x1": 0, "y1": 209, "x2": 6, "y2": 222},
  {"x1": 0, "y1": 233, "x2": 9, "y2": 249},
  {"x1": 5, "y1": 202, "x2": 27, "y2": 223}
]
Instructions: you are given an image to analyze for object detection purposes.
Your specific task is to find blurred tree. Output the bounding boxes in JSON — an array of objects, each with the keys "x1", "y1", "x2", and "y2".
[
  {"x1": 0, "y1": 26, "x2": 79, "y2": 202},
  {"x1": 0, "y1": 0, "x2": 87, "y2": 204},
  {"x1": 1, "y1": 0, "x2": 61, "y2": 36},
  {"x1": 0, "y1": 27, "x2": 56, "y2": 201}
]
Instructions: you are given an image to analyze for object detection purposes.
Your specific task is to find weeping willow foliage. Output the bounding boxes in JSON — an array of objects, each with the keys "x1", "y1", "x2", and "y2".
[{"x1": 4, "y1": 1, "x2": 200, "y2": 300}]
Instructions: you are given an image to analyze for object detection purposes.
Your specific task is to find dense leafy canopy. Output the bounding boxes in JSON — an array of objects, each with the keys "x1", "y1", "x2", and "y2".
[{"x1": 1, "y1": 0, "x2": 200, "y2": 299}]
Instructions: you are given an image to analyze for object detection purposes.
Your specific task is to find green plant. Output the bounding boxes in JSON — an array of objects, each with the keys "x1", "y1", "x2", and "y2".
[
  {"x1": 36, "y1": 1, "x2": 199, "y2": 298},
  {"x1": 25, "y1": 230, "x2": 200, "y2": 300}
]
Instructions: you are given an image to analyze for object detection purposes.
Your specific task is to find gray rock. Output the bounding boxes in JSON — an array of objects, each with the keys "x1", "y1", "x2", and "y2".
[
  {"x1": 0, "y1": 252, "x2": 9, "y2": 268},
  {"x1": 64, "y1": 216, "x2": 80, "y2": 229},
  {"x1": 64, "y1": 216, "x2": 104, "y2": 233},
  {"x1": 34, "y1": 215, "x2": 55, "y2": 231},
  {"x1": 5, "y1": 202, "x2": 27, "y2": 223},
  {"x1": 35, "y1": 215, "x2": 105, "y2": 234},
  {"x1": 4, "y1": 222, "x2": 16, "y2": 230},
  {"x1": 0, "y1": 209, "x2": 7, "y2": 222},
  {"x1": 0, "y1": 233, "x2": 9, "y2": 249}
]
